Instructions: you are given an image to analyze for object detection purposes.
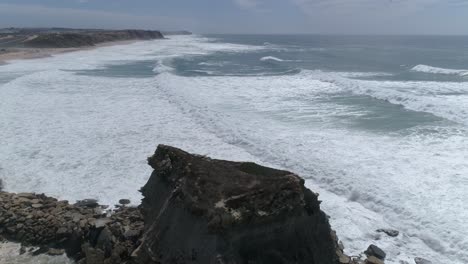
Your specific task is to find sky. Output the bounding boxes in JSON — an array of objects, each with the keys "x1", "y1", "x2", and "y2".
[{"x1": 0, "y1": 0, "x2": 468, "y2": 35}]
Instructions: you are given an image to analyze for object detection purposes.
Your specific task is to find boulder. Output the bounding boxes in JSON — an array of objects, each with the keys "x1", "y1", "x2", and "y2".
[
  {"x1": 118, "y1": 199, "x2": 131, "y2": 205},
  {"x1": 365, "y1": 244, "x2": 386, "y2": 260},
  {"x1": 134, "y1": 144, "x2": 339, "y2": 264},
  {"x1": 376, "y1": 229, "x2": 399, "y2": 237}
]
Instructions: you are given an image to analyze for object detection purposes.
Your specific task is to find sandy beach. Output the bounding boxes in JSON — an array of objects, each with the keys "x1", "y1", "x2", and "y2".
[{"x1": 0, "y1": 40, "x2": 141, "y2": 65}]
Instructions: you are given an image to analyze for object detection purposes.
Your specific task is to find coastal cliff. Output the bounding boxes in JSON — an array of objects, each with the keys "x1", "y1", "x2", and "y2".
[
  {"x1": 0, "y1": 145, "x2": 364, "y2": 264},
  {"x1": 134, "y1": 145, "x2": 339, "y2": 264},
  {"x1": 23, "y1": 30, "x2": 164, "y2": 48},
  {"x1": 0, "y1": 28, "x2": 164, "y2": 49}
]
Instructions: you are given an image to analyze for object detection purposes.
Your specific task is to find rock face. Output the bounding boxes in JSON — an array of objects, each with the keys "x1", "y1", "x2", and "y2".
[{"x1": 134, "y1": 145, "x2": 339, "y2": 264}]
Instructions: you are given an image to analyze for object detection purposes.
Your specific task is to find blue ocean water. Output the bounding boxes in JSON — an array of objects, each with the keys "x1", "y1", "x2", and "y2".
[{"x1": 1, "y1": 35, "x2": 468, "y2": 263}]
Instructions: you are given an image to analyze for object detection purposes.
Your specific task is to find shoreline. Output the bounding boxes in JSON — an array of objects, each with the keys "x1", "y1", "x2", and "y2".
[{"x1": 0, "y1": 39, "x2": 143, "y2": 65}]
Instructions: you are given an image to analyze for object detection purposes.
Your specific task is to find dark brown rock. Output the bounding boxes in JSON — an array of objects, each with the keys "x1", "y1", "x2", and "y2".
[
  {"x1": 118, "y1": 199, "x2": 131, "y2": 205},
  {"x1": 135, "y1": 144, "x2": 339, "y2": 264}
]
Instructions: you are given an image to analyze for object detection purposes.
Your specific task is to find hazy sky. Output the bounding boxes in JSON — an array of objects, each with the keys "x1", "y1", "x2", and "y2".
[{"x1": 0, "y1": 0, "x2": 468, "y2": 34}]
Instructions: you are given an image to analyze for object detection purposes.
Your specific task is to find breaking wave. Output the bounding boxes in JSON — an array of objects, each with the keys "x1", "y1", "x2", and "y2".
[
  {"x1": 260, "y1": 56, "x2": 285, "y2": 62},
  {"x1": 411, "y1": 64, "x2": 468, "y2": 76}
]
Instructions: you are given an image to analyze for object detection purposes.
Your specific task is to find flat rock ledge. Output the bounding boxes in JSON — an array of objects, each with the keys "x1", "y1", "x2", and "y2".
[{"x1": 0, "y1": 145, "x2": 373, "y2": 264}]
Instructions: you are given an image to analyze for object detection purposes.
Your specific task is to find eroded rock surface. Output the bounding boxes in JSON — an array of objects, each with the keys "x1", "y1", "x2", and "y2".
[{"x1": 134, "y1": 144, "x2": 341, "y2": 264}]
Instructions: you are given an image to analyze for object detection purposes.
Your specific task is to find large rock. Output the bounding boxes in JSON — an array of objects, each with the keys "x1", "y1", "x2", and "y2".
[
  {"x1": 365, "y1": 244, "x2": 386, "y2": 260},
  {"x1": 134, "y1": 145, "x2": 339, "y2": 264}
]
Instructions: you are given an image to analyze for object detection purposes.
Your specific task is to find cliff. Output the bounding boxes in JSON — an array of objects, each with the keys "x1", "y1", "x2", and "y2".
[
  {"x1": 0, "y1": 145, "x2": 361, "y2": 264},
  {"x1": 134, "y1": 145, "x2": 340, "y2": 264},
  {"x1": 20, "y1": 30, "x2": 164, "y2": 48}
]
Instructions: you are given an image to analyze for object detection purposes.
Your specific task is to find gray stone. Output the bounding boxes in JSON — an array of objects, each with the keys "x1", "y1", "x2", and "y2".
[
  {"x1": 94, "y1": 218, "x2": 111, "y2": 228},
  {"x1": 377, "y1": 228, "x2": 399, "y2": 237},
  {"x1": 72, "y1": 213, "x2": 83, "y2": 222},
  {"x1": 30, "y1": 199, "x2": 40, "y2": 204},
  {"x1": 75, "y1": 199, "x2": 99, "y2": 208},
  {"x1": 366, "y1": 256, "x2": 384, "y2": 264},
  {"x1": 365, "y1": 244, "x2": 386, "y2": 260},
  {"x1": 17, "y1": 193, "x2": 36, "y2": 199},
  {"x1": 56, "y1": 227, "x2": 69, "y2": 236},
  {"x1": 414, "y1": 257, "x2": 432, "y2": 264},
  {"x1": 118, "y1": 199, "x2": 131, "y2": 205}
]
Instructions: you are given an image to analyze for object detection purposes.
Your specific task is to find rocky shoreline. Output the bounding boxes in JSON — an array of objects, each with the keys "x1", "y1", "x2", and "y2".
[
  {"x1": 0, "y1": 145, "x2": 393, "y2": 264},
  {"x1": 0, "y1": 192, "x2": 143, "y2": 263}
]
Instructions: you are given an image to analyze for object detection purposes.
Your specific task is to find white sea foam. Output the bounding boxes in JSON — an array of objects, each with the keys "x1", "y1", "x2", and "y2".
[
  {"x1": 259, "y1": 56, "x2": 301, "y2": 63},
  {"x1": 300, "y1": 70, "x2": 468, "y2": 125},
  {"x1": 260, "y1": 56, "x2": 284, "y2": 62},
  {"x1": 1, "y1": 35, "x2": 468, "y2": 264},
  {"x1": 153, "y1": 71, "x2": 468, "y2": 263},
  {"x1": 198, "y1": 61, "x2": 226, "y2": 66},
  {"x1": 153, "y1": 60, "x2": 173, "y2": 73},
  {"x1": 0, "y1": 242, "x2": 72, "y2": 264},
  {"x1": 411, "y1": 64, "x2": 468, "y2": 76}
]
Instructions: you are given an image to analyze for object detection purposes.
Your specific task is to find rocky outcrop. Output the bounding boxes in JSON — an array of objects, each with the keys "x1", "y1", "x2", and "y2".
[
  {"x1": 0, "y1": 145, "x2": 357, "y2": 264},
  {"x1": 133, "y1": 145, "x2": 340, "y2": 264},
  {"x1": 0, "y1": 192, "x2": 143, "y2": 263},
  {"x1": 23, "y1": 30, "x2": 164, "y2": 48}
]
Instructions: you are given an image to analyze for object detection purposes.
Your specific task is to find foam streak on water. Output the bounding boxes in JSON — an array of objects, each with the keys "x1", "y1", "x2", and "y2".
[{"x1": 1, "y1": 35, "x2": 467, "y2": 264}]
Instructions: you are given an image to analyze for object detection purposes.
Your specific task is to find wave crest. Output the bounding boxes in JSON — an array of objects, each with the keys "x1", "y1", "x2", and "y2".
[
  {"x1": 411, "y1": 64, "x2": 468, "y2": 76},
  {"x1": 260, "y1": 56, "x2": 284, "y2": 62}
]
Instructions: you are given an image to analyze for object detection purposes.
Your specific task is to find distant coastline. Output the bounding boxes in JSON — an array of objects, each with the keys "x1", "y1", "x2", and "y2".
[{"x1": 0, "y1": 28, "x2": 170, "y2": 64}]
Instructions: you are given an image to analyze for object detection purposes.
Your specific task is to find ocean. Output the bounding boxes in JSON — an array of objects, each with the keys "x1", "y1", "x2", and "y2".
[{"x1": 1, "y1": 34, "x2": 468, "y2": 263}]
